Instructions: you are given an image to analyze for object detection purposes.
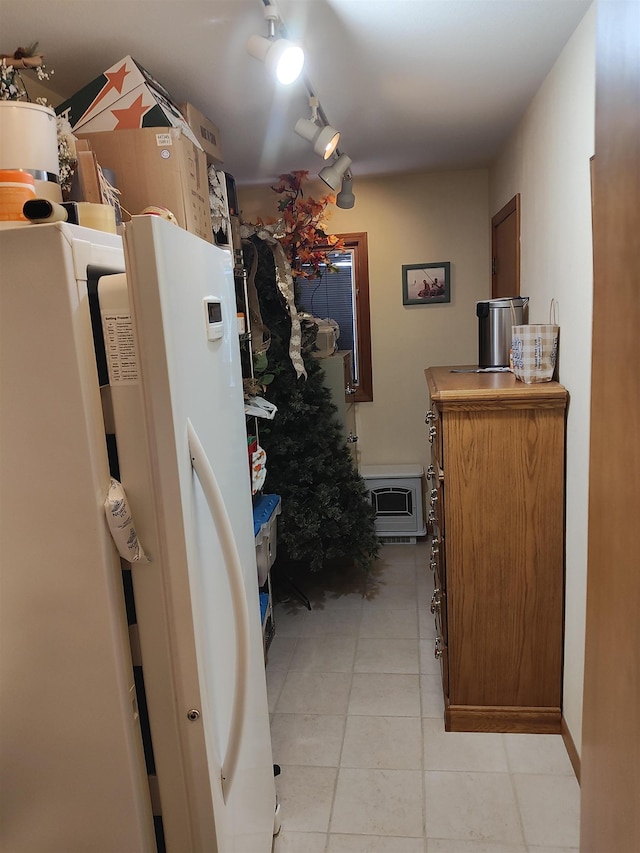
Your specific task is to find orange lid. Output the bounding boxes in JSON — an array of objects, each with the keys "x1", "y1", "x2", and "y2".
[{"x1": 0, "y1": 170, "x2": 36, "y2": 187}]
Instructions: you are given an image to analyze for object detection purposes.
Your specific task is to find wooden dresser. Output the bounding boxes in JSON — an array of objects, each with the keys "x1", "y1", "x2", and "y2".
[{"x1": 425, "y1": 366, "x2": 568, "y2": 733}]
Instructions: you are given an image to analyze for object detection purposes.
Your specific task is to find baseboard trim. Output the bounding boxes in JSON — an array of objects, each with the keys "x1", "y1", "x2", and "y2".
[
  {"x1": 561, "y1": 715, "x2": 581, "y2": 783},
  {"x1": 446, "y1": 705, "x2": 562, "y2": 733}
]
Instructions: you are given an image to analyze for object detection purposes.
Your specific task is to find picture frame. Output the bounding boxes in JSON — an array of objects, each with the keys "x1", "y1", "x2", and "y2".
[{"x1": 402, "y1": 262, "x2": 451, "y2": 305}]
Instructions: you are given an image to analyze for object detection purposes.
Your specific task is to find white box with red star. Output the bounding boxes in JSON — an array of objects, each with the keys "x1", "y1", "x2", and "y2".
[{"x1": 55, "y1": 55, "x2": 201, "y2": 149}]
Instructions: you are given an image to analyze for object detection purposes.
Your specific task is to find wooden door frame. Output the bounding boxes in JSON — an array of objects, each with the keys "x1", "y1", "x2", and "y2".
[
  {"x1": 580, "y1": 2, "x2": 640, "y2": 850},
  {"x1": 491, "y1": 193, "x2": 521, "y2": 298}
]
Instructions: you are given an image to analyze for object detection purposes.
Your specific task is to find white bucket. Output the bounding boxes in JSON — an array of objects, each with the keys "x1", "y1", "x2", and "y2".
[{"x1": 0, "y1": 101, "x2": 62, "y2": 202}]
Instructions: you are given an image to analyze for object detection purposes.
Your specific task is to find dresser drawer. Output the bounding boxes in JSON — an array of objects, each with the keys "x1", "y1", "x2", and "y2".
[
  {"x1": 426, "y1": 464, "x2": 444, "y2": 538},
  {"x1": 432, "y1": 585, "x2": 447, "y2": 645},
  {"x1": 425, "y1": 404, "x2": 442, "y2": 466},
  {"x1": 429, "y1": 532, "x2": 445, "y2": 592},
  {"x1": 435, "y1": 633, "x2": 449, "y2": 699}
]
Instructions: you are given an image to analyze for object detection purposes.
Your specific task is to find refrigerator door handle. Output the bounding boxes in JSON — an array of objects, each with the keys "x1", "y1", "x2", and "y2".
[{"x1": 186, "y1": 418, "x2": 250, "y2": 803}]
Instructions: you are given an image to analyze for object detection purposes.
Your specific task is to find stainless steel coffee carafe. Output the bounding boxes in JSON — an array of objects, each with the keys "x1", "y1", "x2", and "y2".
[{"x1": 476, "y1": 297, "x2": 529, "y2": 367}]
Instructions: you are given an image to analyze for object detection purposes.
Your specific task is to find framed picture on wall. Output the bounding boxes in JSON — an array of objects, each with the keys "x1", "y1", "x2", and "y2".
[{"x1": 402, "y1": 262, "x2": 451, "y2": 305}]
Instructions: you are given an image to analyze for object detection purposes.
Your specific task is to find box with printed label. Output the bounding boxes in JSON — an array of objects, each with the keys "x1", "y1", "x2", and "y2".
[
  {"x1": 56, "y1": 56, "x2": 201, "y2": 149},
  {"x1": 180, "y1": 102, "x2": 224, "y2": 165},
  {"x1": 77, "y1": 127, "x2": 213, "y2": 243}
]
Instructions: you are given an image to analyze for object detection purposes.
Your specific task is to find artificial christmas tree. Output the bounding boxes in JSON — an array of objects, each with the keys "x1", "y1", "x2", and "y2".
[{"x1": 242, "y1": 174, "x2": 379, "y2": 577}]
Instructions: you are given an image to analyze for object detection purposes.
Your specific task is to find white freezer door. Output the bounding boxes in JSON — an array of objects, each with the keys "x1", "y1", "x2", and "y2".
[
  {"x1": 106, "y1": 215, "x2": 275, "y2": 852},
  {"x1": 0, "y1": 223, "x2": 156, "y2": 852}
]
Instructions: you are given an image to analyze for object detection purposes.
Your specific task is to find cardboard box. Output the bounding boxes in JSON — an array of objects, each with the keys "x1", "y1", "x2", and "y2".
[
  {"x1": 180, "y1": 102, "x2": 224, "y2": 165},
  {"x1": 77, "y1": 128, "x2": 213, "y2": 244},
  {"x1": 56, "y1": 56, "x2": 201, "y2": 150}
]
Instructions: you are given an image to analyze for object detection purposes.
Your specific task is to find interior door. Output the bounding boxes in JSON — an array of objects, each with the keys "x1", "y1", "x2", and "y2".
[
  {"x1": 580, "y1": 3, "x2": 640, "y2": 851},
  {"x1": 491, "y1": 194, "x2": 520, "y2": 298}
]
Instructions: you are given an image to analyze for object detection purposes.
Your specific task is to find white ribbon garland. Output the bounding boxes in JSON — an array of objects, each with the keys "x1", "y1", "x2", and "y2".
[{"x1": 240, "y1": 221, "x2": 307, "y2": 379}]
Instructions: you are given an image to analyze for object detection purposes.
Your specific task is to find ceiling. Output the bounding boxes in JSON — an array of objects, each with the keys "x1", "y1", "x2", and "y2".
[{"x1": 0, "y1": 0, "x2": 592, "y2": 186}]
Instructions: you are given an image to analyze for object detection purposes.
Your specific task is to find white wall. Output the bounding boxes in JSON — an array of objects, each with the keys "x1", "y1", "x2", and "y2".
[
  {"x1": 239, "y1": 168, "x2": 491, "y2": 474},
  {"x1": 490, "y1": 4, "x2": 596, "y2": 755}
]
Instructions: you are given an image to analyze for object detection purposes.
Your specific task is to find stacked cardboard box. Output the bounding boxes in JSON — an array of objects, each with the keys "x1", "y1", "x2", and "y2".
[
  {"x1": 180, "y1": 102, "x2": 223, "y2": 166},
  {"x1": 57, "y1": 56, "x2": 216, "y2": 242},
  {"x1": 77, "y1": 127, "x2": 212, "y2": 243}
]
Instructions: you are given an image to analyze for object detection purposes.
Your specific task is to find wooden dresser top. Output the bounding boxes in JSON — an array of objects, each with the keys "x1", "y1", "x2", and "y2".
[{"x1": 425, "y1": 366, "x2": 568, "y2": 409}]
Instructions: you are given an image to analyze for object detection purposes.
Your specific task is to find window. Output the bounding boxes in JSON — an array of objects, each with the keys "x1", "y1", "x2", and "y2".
[{"x1": 297, "y1": 232, "x2": 373, "y2": 402}]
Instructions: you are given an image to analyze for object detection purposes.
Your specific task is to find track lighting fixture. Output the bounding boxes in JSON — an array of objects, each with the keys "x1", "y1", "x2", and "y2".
[
  {"x1": 319, "y1": 153, "x2": 353, "y2": 191},
  {"x1": 249, "y1": 3, "x2": 353, "y2": 195},
  {"x1": 247, "y1": 2, "x2": 305, "y2": 85},
  {"x1": 294, "y1": 96, "x2": 340, "y2": 160},
  {"x1": 336, "y1": 173, "x2": 355, "y2": 209}
]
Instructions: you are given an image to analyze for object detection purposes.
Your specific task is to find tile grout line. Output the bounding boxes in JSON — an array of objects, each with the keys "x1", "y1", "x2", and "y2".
[
  {"x1": 269, "y1": 629, "x2": 298, "y2": 715},
  {"x1": 418, "y1": 544, "x2": 431, "y2": 853},
  {"x1": 503, "y1": 733, "x2": 530, "y2": 849},
  {"x1": 324, "y1": 593, "x2": 361, "y2": 849},
  {"x1": 420, "y1": 543, "x2": 431, "y2": 853}
]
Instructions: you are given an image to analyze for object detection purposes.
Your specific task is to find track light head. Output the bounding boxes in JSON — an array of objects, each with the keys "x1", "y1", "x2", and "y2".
[
  {"x1": 294, "y1": 96, "x2": 340, "y2": 159},
  {"x1": 247, "y1": 35, "x2": 304, "y2": 84},
  {"x1": 319, "y1": 153, "x2": 353, "y2": 191},
  {"x1": 247, "y1": 3, "x2": 304, "y2": 84},
  {"x1": 294, "y1": 117, "x2": 340, "y2": 160},
  {"x1": 336, "y1": 174, "x2": 355, "y2": 209}
]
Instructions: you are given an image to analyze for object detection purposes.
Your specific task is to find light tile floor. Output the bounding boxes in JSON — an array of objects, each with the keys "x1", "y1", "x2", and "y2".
[{"x1": 267, "y1": 541, "x2": 580, "y2": 853}]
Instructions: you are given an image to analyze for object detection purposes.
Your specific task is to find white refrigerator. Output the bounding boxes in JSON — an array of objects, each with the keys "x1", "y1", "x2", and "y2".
[{"x1": 0, "y1": 217, "x2": 277, "y2": 852}]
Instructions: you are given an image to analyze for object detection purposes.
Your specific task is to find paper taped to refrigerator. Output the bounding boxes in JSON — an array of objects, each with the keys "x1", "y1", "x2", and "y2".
[
  {"x1": 104, "y1": 478, "x2": 150, "y2": 563},
  {"x1": 101, "y1": 311, "x2": 140, "y2": 384}
]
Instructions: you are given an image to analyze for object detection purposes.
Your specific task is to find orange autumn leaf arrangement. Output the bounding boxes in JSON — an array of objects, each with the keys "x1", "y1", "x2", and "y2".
[{"x1": 269, "y1": 170, "x2": 345, "y2": 280}]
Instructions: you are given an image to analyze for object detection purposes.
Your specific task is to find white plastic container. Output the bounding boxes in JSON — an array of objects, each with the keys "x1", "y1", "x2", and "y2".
[
  {"x1": 0, "y1": 101, "x2": 61, "y2": 202},
  {"x1": 253, "y1": 494, "x2": 281, "y2": 586}
]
